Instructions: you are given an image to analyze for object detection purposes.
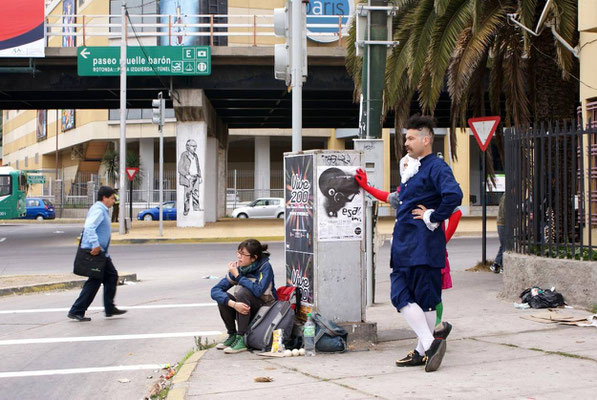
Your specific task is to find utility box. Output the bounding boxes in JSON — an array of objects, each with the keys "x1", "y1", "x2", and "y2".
[
  {"x1": 353, "y1": 139, "x2": 385, "y2": 202},
  {"x1": 284, "y1": 150, "x2": 365, "y2": 323}
]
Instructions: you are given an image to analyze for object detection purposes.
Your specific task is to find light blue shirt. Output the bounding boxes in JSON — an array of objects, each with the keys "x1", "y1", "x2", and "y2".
[{"x1": 81, "y1": 201, "x2": 111, "y2": 256}]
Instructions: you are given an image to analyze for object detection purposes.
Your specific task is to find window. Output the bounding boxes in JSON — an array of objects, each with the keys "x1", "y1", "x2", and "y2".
[
  {"x1": 253, "y1": 200, "x2": 266, "y2": 206},
  {"x1": 0, "y1": 176, "x2": 11, "y2": 196},
  {"x1": 43, "y1": 199, "x2": 53, "y2": 207},
  {"x1": 27, "y1": 200, "x2": 39, "y2": 207},
  {"x1": 163, "y1": 202, "x2": 174, "y2": 209},
  {"x1": 24, "y1": 156, "x2": 28, "y2": 167}
]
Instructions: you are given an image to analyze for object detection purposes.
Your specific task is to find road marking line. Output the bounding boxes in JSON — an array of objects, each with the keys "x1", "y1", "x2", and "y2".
[
  {"x1": 0, "y1": 331, "x2": 222, "y2": 346},
  {"x1": 0, "y1": 303, "x2": 216, "y2": 314},
  {"x1": 0, "y1": 237, "x2": 6, "y2": 242},
  {"x1": 0, "y1": 364, "x2": 166, "y2": 379}
]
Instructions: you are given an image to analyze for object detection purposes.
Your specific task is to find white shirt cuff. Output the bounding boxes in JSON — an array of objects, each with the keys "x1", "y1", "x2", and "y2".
[{"x1": 423, "y1": 209, "x2": 439, "y2": 231}]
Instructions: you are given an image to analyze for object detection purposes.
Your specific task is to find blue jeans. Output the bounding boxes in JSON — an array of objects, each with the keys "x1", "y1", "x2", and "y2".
[
  {"x1": 496, "y1": 225, "x2": 505, "y2": 266},
  {"x1": 69, "y1": 257, "x2": 119, "y2": 316}
]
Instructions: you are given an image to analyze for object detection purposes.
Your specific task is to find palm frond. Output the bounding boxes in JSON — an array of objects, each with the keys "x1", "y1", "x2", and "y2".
[
  {"x1": 406, "y1": 0, "x2": 437, "y2": 87},
  {"x1": 550, "y1": 0, "x2": 578, "y2": 77},
  {"x1": 447, "y1": 1, "x2": 504, "y2": 105},
  {"x1": 419, "y1": 0, "x2": 471, "y2": 113},
  {"x1": 500, "y1": 26, "x2": 531, "y2": 128}
]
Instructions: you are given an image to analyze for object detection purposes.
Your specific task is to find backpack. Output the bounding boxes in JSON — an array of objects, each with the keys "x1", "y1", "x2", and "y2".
[
  {"x1": 245, "y1": 301, "x2": 295, "y2": 352},
  {"x1": 276, "y1": 286, "x2": 301, "y2": 311},
  {"x1": 312, "y1": 313, "x2": 348, "y2": 353}
]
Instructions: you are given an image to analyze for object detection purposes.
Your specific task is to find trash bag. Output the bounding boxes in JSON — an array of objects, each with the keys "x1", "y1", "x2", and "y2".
[{"x1": 520, "y1": 287, "x2": 565, "y2": 309}]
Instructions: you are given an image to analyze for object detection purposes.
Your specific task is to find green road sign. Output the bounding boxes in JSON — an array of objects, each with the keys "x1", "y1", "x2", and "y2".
[
  {"x1": 27, "y1": 175, "x2": 46, "y2": 184},
  {"x1": 77, "y1": 46, "x2": 211, "y2": 76}
]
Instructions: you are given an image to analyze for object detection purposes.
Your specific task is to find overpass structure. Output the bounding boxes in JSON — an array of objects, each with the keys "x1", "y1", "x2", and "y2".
[{"x1": 0, "y1": 46, "x2": 358, "y2": 129}]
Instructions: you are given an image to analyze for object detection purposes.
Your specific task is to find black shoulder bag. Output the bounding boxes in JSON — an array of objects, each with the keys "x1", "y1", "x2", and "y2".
[{"x1": 73, "y1": 230, "x2": 107, "y2": 280}]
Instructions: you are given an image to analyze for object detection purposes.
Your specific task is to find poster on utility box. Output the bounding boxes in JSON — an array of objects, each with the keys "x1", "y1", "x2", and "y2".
[
  {"x1": 317, "y1": 166, "x2": 363, "y2": 241},
  {"x1": 284, "y1": 154, "x2": 314, "y2": 319}
]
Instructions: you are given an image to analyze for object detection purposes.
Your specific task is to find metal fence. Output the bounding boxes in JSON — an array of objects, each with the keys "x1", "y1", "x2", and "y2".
[
  {"x1": 45, "y1": 13, "x2": 350, "y2": 48},
  {"x1": 504, "y1": 121, "x2": 597, "y2": 260}
]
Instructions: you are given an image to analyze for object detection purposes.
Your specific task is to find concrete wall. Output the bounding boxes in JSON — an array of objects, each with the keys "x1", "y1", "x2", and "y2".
[{"x1": 502, "y1": 252, "x2": 597, "y2": 310}]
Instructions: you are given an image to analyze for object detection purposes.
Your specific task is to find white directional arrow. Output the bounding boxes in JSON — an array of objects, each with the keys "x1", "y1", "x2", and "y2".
[{"x1": 80, "y1": 48, "x2": 90, "y2": 59}]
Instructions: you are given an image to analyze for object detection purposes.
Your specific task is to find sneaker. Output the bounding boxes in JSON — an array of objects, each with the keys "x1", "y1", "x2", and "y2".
[
  {"x1": 223, "y1": 335, "x2": 247, "y2": 354},
  {"x1": 216, "y1": 334, "x2": 237, "y2": 350},
  {"x1": 395, "y1": 350, "x2": 425, "y2": 367},
  {"x1": 490, "y1": 263, "x2": 502, "y2": 274},
  {"x1": 433, "y1": 321, "x2": 452, "y2": 340},
  {"x1": 424, "y1": 338, "x2": 447, "y2": 372}
]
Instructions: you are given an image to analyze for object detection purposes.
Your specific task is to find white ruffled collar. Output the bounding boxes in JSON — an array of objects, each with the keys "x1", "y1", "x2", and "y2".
[{"x1": 400, "y1": 155, "x2": 421, "y2": 183}]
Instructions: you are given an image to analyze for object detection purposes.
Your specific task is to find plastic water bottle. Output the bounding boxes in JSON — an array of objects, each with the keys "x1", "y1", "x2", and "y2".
[{"x1": 303, "y1": 313, "x2": 316, "y2": 356}]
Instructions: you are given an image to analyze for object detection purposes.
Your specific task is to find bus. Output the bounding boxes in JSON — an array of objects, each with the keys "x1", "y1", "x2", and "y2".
[{"x1": 0, "y1": 166, "x2": 27, "y2": 219}]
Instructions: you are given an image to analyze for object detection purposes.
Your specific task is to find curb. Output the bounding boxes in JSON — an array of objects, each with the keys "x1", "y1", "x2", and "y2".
[
  {"x1": 0, "y1": 273, "x2": 138, "y2": 297},
  {"x1": 111, "y1": 236, "x2": 284, "y2": 244},
  {"x1": 166, "y1": 333, "x2": 227, "y2": 400}
]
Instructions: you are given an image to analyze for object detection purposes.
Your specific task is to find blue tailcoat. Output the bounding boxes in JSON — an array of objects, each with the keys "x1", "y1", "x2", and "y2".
[{"x1": 391, "y1": 154, "x2": 463, "y2": 269}]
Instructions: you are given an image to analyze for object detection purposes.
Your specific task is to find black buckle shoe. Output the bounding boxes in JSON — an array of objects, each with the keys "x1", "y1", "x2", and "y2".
[
  {"x1": 433, "y1": 321, "x2": 452, "y2": 340},
  {"x1": 395, "y1": 350, "x2": 425, "y2": 367},
  {"x1": 105, "y1": 307, "x2": 127, "y2": 317},
  {"x1": 68, "y1": 313, "x2": 91, "y2": 322},
  {"x1": 424, "y1": 338, "x2": 447, "y2": 372}
]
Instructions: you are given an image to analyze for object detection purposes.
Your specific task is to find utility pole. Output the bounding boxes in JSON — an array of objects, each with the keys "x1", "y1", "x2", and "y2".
[
  {"x1": 119, "y1": 0, "x2": 127, "y2": 235},
  {"x1": 152, "y1": 92, "x2": 165, "y2": 236},
  {"x1": 356, "y1": 0, "x2": 396, "y2": 306}
]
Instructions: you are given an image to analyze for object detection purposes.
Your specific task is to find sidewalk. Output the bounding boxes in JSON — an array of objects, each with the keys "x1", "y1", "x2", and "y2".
[{"x1": 175, "y1": 271, "x2": 597, "y2": 399}]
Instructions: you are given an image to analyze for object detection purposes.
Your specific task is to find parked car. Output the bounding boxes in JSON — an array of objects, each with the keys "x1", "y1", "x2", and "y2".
[
  {"x1": 137, "y1": 201, "x2": 177, "y2": 221},
  {"x1": 231, "y1": 197, "x2": 285, "y2": 219},
  {"x1": 22, "y1": 198, "x2": 55, "y2": 221}
]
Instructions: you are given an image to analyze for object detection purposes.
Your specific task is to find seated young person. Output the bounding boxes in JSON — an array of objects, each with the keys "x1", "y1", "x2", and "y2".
[{"x1": 210, "y1": 238, "x2": 277, "y2": 354}]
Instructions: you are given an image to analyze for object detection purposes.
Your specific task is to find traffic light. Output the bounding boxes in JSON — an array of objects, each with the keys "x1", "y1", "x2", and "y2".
[
  {"x1": 152, "y1": 92, "x2": 165, "y2": 126},
  {"x1": 274, "y1": 5, "x2": 292, "y2": 85},
  {"x1": 273, "y1": 0, "x2": 307, "y2": 85}
]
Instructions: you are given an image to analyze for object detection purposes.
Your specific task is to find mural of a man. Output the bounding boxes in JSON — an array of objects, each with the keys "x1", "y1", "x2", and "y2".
[{"x1": 178, "y1": 139, "x2": 202, "y2": 215}]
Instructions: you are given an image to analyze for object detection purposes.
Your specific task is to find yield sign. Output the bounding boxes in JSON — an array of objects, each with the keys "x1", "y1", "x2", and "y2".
[
  {"x1": 468, "y1": 116, "x2": 501, "y2": 152},
  {"x1": 125, "y1": 167, "x2": 139, "y2": 182}
]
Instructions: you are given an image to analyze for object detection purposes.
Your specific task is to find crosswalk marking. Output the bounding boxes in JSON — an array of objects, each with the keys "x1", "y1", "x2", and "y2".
[
  {"x1": 0, "y1": 302, "x2": 216, "y2": 314},
  {"x1": 0, "y1": 331, "x2": 222, "y2": 346},
  {"x1": 0, "y1": 364, "x2": 166, "y2": 379}
]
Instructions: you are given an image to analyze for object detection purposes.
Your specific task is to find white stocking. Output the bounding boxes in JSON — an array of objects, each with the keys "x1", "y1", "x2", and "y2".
[{"x1": 400, "y1": 302, "x2": 434, "y2": 352}]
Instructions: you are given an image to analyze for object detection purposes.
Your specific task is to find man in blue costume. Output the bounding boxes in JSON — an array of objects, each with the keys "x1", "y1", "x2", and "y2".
[{"x1": 392, "y1": 115, "x2": 463, "y2": 372}]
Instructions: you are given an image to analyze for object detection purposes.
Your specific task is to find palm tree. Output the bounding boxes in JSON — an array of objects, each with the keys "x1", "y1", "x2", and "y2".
[{"x1": 346, "y1": 0, "x2": 578, "y2": 162}]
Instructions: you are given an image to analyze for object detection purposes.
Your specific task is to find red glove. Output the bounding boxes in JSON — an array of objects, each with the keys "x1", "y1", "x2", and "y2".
[
  {"x1": 444, "y1": 209, "x2": 462, "y2": 243},
  {"x1": 354, "y1": 168, "x2": 390, "y2": 202}
]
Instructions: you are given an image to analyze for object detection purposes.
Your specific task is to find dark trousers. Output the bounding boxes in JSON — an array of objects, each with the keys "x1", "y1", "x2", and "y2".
[
  {"x1": 69, "y1": 257, "x2": 119, "y2": 316},
  {"x1": 111, "y1": 205, "x2": 119, "y2": 223},
  {"x1": 496, "y1": 225, "x2": 505, "y2": 266},
  {"x1": 217, "y1": 286, "x2": 264, "y2": 335}
]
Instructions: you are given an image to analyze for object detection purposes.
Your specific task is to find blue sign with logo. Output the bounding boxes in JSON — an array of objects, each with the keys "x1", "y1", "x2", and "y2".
[{"x1": 306, "y1": 0, "x2": 353, "y2": 43}]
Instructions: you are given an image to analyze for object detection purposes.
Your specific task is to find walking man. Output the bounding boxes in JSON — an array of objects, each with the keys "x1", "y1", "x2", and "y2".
[
  {"x1": 391, "y1": 115, "x2": 462, "y2": 372},
  {"x1": 178, "y1": 139, "x2": 202, "y2": 216},
  {"x1": 68, "y1": 186, "x2": 127, "y2": 322}
]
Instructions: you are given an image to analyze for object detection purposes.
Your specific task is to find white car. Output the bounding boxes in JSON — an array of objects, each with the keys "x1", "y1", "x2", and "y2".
[{"x1": 231, "y1": 197, "x2": 285, "y2": 219}]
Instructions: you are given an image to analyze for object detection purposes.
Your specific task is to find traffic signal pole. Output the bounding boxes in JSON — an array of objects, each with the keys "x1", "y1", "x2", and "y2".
[
  {"x1": 119, "y1": 0, "x2": 127, "y2": 235},
  {"x1": 152, "y1": 92, "x2": 165, "y2": 236},
  {"x1": 291, "y1": 0, "x2": 303, "y2": 152}
]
